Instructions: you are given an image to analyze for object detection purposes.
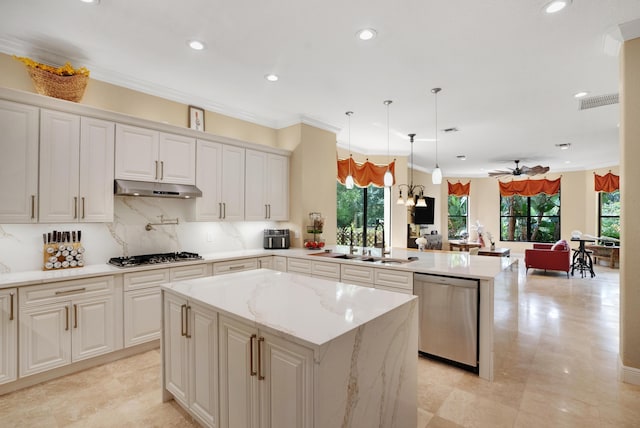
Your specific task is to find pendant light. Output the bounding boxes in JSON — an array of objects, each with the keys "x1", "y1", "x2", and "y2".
[
  {"x1": 397, "y1": 134, "x2": 427, "y2": 207},
  {"x1": 345, "y1": 111, "x2": 355, "y2": 189},
  {"x1": 383, "y1": 100, "x2": 394, "y2": 187},
  {"x1": 431, "y1": 88, "x2": 443, "y2": 185}
]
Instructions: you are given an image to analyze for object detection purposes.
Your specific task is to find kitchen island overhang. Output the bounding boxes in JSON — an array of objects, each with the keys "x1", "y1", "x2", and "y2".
[{"x1": 161, "y1": 268, "x2": 418, "y2": 428}]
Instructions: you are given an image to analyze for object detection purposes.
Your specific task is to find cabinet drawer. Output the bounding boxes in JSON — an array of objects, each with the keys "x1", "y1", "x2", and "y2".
[
  {"x1": 170, "y1": 263, "x2": 211, "y2": 281},
  {"x1": 124, "y1": 268, "x2": 170, "y2": 291},
  {"x1": 287, "y1": 258, "x2": 311, "y2": 275},
  {"x1": 374, "y1": 269, "x2": 413, "y2": 292},
  {"x1": 340, "y1": 264, "x2": 374, "y2": 286},
  {"x1": 20, "y1": 276, "x2": 115, "y2": 306},
  {"x1": 375, "y1": 284, "x2": 413, "y2": 295},
  {"x1": 311, "y1": 261, "x2": 340, "y2": 279},
  {"x1": 258, "y1": 256, "x2": 273, "y2": 269},
  {"x1": 213, "y1": 258, "x2": 258, "y2": 275}
]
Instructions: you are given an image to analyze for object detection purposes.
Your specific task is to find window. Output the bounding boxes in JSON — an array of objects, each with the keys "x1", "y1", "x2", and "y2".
[
  {"x1": 336, "y1": 183, "x2": 385, "y2": 247},
  {"x1": 598, "y1": 190, "x2": 620, "y2": 240},
  {"x1": 500, "y1": 192, "x2": 560, "y2": 242},
  {"x1": 447, "y1": 195, "x2": 468, "y2": 239}
]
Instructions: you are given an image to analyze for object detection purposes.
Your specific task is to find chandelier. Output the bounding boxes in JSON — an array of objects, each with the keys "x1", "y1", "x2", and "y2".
[{"x1": 396, "y1": 134, "x2": 427, "y2": 207}]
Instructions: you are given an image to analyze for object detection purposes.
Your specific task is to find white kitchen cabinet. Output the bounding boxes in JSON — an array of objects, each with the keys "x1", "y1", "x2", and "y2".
[
  {"x1": 374, "y1": 268, "x2": 413, "y2": 294},
  {"x1": 0, "y1": 288, "x2": 17, "y2": 385},
  {"x1": 245, "y1": 150, "x2": 289, "y2": 221},
  {"x1": 286, "y1": 258, "x2": 311, "y2": 276},
  {"x1": 124, "y1": 265, "x2": 209, "y2": 348},
  {"x1": 0, "y1": 100, "x2": 39, "y2": 223},
  {"x1": 258, "y1": 256, "x2": 273, "y2": 270},
  {"x1": 219, "y1": 315, "x2": 313, "y2": 428},
  {"x1": 194, "y1": 140, "x2": 244, "y2": 221},
  {"x1": 164, "y1": 293, "x2": 218, "y2": 427},
  {"x1": 39, "y1": 110, "x2": 114, "y2": 223},
  {"x1": 311, "y1": 260, "x2": 340, "y2": 280},
  {"x1": 19, "y1": 276, "x2": 121, "y2": 377},
  {"x1": 115, "y1": 124, "x2": 196, "y2": 185},
  {"x1": 272, "y1": 256, "x2": 287, "y2": 272},
  {"x1": 212, "y1": 258, "x2": 258, "y2": 275},
  {"x1": 340, "y1": 264, "x2": 374, "y2": 288}
]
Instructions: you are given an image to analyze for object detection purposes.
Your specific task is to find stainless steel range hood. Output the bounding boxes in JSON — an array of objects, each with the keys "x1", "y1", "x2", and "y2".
[{"x1": 114, "y1": 180, "x2": 202, "y2": 199}]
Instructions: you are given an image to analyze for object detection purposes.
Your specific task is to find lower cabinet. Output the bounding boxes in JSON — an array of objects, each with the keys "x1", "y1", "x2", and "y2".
[
  {"x1": 0, "y1": 288, "x2": 17, "y2": 385},
  {"x1": 212, "y1": 258, "x2": 258, "y2": 275},
  {"x1": 164, "y1": 292, "x2": 218, "y2": 428},
  {"x1": 218, "y1": 315, "x2": 313, "y2": 428},
  {"x1": 19, "y1": 276, "x2": 121, "y2": 377}
]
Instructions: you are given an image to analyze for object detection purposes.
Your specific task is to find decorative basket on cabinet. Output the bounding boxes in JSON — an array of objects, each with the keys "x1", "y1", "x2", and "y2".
[{"x1": 14, "y1": 55, "x2": 90, "y2": 102}]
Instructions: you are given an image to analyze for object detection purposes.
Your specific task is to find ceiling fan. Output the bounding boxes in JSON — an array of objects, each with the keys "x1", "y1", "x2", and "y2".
[{"x1": 488, "y1": 160, "x2": 550, "y2": 178}]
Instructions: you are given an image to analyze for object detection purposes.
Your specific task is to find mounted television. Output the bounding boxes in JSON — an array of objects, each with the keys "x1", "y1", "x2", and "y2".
[{"x1": 412, "y1": 197, "x2": 435, "y2": 225}]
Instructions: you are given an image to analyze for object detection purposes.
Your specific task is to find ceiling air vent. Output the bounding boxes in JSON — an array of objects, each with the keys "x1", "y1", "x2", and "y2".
[{"x1": 578, "y1": 93, "x2": 619, "y2": 110}]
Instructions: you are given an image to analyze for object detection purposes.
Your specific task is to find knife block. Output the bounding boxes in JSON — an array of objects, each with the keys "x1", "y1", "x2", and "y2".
[{"x1": 43, "y1": 243, "x2": 85, "y2": 271}]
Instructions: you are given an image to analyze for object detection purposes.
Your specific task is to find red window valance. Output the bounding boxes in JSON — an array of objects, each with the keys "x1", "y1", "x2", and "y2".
[
  {"x1": 499, "y1": 177, "x2": 561, "y2": 197},
  {"x1": 337, "y1": 157, "x2": 395, "y2": 188},
  {"x1": 448, "y1": 181, "x2": 470, "y2": 197},
  {"x1": 594, "y1": 172, "x2": 619, "y2": 193}
]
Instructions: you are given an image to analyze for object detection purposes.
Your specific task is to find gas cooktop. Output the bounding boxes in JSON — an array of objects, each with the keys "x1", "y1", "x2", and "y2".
[{"x1": 108, "y1": 252, "x2": 203, "y2": 268}]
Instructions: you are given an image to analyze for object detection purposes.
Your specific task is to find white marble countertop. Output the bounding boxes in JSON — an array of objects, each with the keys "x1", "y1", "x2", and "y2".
[
  {"x1": 162, "y1": 268, "x2": 416, "y2": 348},
  {"x1": 0, "y1": 245, "x2": 514, "y2": 289}
]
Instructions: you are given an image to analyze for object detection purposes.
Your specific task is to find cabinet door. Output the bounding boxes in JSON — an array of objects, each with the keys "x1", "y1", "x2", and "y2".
[
  {"x1": 195, "y1": 140, "x2": 223, "y2": 221},
  {"x1": 164, "y1": 292, "x2": 189, "y2": 406},
  {"x1": 0, "y1": 289, "x2": 17, "y2": 385},
  {"x1": 115, "y1": 124, "x2": 160, "y2": 181},
  {"x1": 159, "y1": 133, "x2": 196, "y2": 184},
  {"x1": 221, "y1": 145, "x2": 245, "y2": 221},
  {"x1": 124, "y1": 286, "x2": 161, "y2": 347},
  {"x1": 39, "y1": 109, "x2": 81, "y2": 223},
  {"x1": 266, "y1": 154, "x2": 289, "y2": 221},
  {"x1": 272, "y1": 256, "x2": 287, "y2": 272},
  {"x1": 258, "y1": 257, "x2": 273, "y2": 270},
  {"x1": 79, "y1": 117, "x2": 115, "y2": 222},
  {"x1": 20, "y1": 302, "x2": 71, "y2": 377},
  {"x1": 72, "y1": 294, "x2": 117, "y2": 361},
  {"x1": 259, "y1": 331, "x2": 314, "y2": 428},
  {"x1": 219, "y1": 315, "x2": 258, "y2": 428},
  {"x1": 189, "y1": 301, "x2": 219, "y2": 427},
  {"x1": 0, "y1": 100, "x2": 39, "y2": 223},
  {"x1": 245, "y1": 149, "x2": 268, "y2": 221}
]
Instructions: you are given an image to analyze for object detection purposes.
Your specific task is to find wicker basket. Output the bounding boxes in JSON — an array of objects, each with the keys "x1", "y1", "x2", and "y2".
[{"x1": 27, "y1": 67, "x2": 88, "y2": 102}]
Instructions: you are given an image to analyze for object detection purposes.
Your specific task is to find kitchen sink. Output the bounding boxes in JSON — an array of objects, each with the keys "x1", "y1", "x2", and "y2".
[{"x1": 309, "y1": 251, "x2": 416, "y2": 264}]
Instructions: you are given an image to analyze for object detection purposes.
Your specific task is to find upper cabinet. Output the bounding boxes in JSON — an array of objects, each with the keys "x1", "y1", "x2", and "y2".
[
  {"x1": 0, "y1": 100, "x2": 39, "y2": 223},
  {"x1": 195, "y1": 140, "x2": 244, "y2": 221},
  {"x1": 39, "y1": 110, "x2": 114, "y2": 223},
  {"x1": 115, "y1": 124, "x2": 196, "y2": 185},
  {"x1": 245, "y1": 150, "x2": 289, "y2": 221}
]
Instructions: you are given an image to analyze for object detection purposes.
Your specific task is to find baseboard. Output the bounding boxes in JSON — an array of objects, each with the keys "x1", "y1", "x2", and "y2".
[{"x1": 618, "y1": 355, "x2": 640, "y2": 385}]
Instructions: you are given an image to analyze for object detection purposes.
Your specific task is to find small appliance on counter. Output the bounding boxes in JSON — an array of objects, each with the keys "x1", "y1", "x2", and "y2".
[
  {"x1": 108, "y1": 252, "x2": 203, "y2": 268},
  {"x1": 263, "y1": 229, "x2": 290, "y2": 249}
]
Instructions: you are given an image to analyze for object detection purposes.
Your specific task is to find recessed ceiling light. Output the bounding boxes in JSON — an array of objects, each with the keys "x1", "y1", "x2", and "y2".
[
  {"x1": 555, "y1": 143, "x2": 572, "y2": 150},
  {"x1": 356, "y1": 28, "x2": 377, "y2": 41},
  {"x1": 265, "y1": 74, "x2": 279, "y2": 82},
  {"x1": 457, "y1": 155, "x2": 466, "y2": 160},
  {"x1": 544, "y1": 0, "x2": 571, "y2": 14},
  {"x1": 188, "y1": 40, "x2": 205, "y2": 50},
  {"x1": 574, "y1": 91, "x2": 589, "y2": 98},
  {"x1": 564, "y1": 160, "x2": 571, "y2": 164}
]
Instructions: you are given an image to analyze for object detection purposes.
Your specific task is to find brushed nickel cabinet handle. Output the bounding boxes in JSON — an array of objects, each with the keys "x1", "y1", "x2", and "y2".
[
  {"x1": 160, "y1": 161, "x2": 164, "y2": 180},
  {"x1": 73, "y1": 196, "x2": 78, "y2": 219},
  {"x1": 185, "y1": 305, "x2": 192, "y2": 338},
  {"x1": 73, "y1": 304, "x2": 78, "y2": 329},
  {"x1": 9, "y1": 292, "x2": 14, "y2": 321},
  {"x1": 249, "y1": 334, "x2": 257, "y2": 376},
  {"x1": 31, "y1": 195, "x2": 35, "y2": 219},
  {"x1": 258, "y1": 336, "x2": 265, "y2": 380},
  {"x1": 268, "y1": 204, "x2": 271, "y2": 219},
  {"x1": 265, "y1": 204, "x2": 268, "y2": 219},
  {"x1": 81, "y1": 197, "x2": 86, "y2": 219},
  {"x1": 65, "y1": 306, "x2": 69, "y2": 331},
  {"x1": 223, "y1": 203, "x2": 226, "y2": 219},
  {"x1": 218, "y1": 202, "x2": 222, "y2": 219},
  {"x1": 180, "y1": 304, "x2": 187, "y2": 337},
  {"x1": 155, "y1": 160, "x2": 159, "y2": 180},
  {"x1": 55, "y1": 287, "x2": 86, "y2": 296},
  {"x1": 228, "y1": 265, "x2": 244, "y2": 271}
]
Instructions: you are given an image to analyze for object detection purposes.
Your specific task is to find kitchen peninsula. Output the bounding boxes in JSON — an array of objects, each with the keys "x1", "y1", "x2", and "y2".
[{"x1": 161, "y1": 269, "x2": 418, "y2": 428}]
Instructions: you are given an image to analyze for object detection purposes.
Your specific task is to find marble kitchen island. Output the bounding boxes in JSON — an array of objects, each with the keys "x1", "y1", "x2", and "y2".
[{"x1": 161, "y1": 268, "x2": 418, "y2": 428}]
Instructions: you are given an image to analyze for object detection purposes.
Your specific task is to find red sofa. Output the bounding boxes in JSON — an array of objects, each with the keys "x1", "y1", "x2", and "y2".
[{"x1": 525, "y1": 242, "x2": 571, "y2": 277}]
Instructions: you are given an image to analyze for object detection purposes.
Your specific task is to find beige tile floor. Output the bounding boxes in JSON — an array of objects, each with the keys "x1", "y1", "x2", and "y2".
[{"x1": 1, "y1": 258, "x2": 639, "y2": 427}]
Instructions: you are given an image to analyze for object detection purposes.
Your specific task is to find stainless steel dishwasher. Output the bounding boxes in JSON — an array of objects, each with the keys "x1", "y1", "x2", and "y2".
[{"x1": 413, "y1": 273, "x2": 479, "y2": 370}]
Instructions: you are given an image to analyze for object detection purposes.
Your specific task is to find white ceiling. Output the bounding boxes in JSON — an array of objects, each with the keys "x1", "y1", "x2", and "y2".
[{"x1": 2, "y1": 0, "x2": 639, "y2": 177}]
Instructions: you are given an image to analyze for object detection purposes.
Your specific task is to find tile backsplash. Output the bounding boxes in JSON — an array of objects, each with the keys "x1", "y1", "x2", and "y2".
[{"x1": 0, "y1": 196, "x2": 278, "y2": 273}]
